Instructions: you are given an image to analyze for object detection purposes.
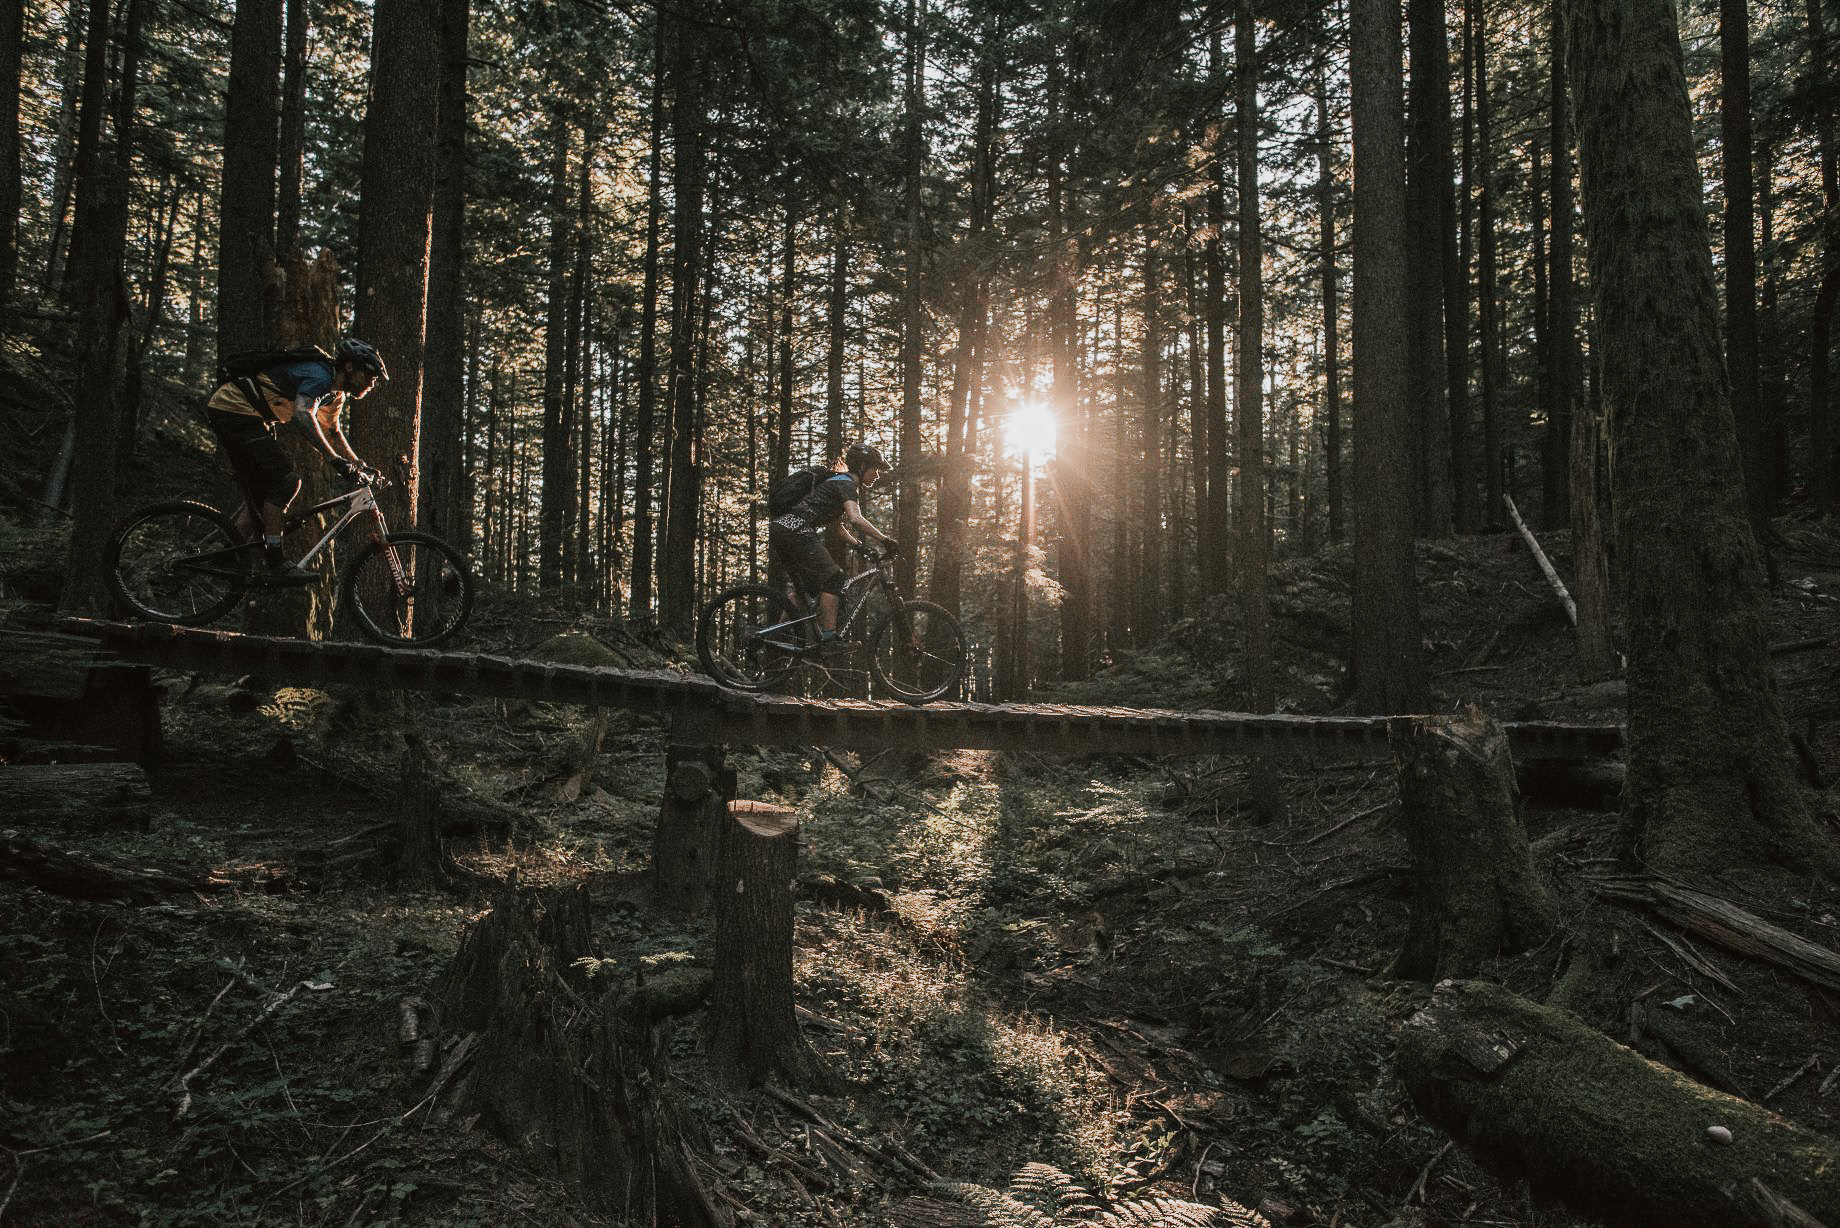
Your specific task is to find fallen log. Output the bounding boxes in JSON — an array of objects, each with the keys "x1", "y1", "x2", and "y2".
[
  {"x1": 1592, "y1": 877, "x2": 1840, "y2": 993},
  {"x1": 0, "y1": 763, "x2": 153, "y2": 830},
  {"x1": 1399, "y1": 980, "x2": 1840, "y2": 1228},
  {"x1": 0, "y1": 830, "x2": 215, "y2": 903}
]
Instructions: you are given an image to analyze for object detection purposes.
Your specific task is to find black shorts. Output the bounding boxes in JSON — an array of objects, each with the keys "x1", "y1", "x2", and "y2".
[
  {"x1": 207, "y1": 409, "x2": 299, "y2": 512},
  {"x1": 769, "y1": 523, "x2": 844, "y2": 597}
]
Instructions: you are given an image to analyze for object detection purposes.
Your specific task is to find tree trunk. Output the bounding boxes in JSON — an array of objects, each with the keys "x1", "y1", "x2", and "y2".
[
  {"x1": 539, "y1": 114, "x2": 572, "y2": 591},
  {"x1": 59, "y1": 0, "x2": 139, "y2": 615},
  {"x1": 1566, "y1": 0, "x2": 1839, "y2": 887},
  {"x1": 351, "y1": 0, "x2": 438, "y2": 535},
  {"x1": 1317, "y1": 62, "x2": 1344, "y2": 544},
  {"x1": 1547, "y1": 0, "x2": 1581, "y2": 533},
  {"x1": 651, "y1": 744, "x2": 731, "y2": 915},
  {"x1": 659, "y1": 14, "x2": 705, "y2": 637},
  {"x1": 894, "y1": 0, "x2": 926, "y2": 598},
  {"x1": 0, "y1": 0, "x2": 22, "y2": 312},
  {"x1": 418, "y1": 0, "x2": 470, "y2": 547},
  {"x1": 1406, "y1": 0, "x2": 1453, "y2": 537},
  {"x1": 1723, "y1": 0, "x2": 1770, "y2": 542},
  {"x1": 1350, "y1": 0, "x2": 1428, "y2": 714},
  {"x1": 706, "y1": 802, "x2": 827, "y2": 1088},
  {"x1": 631, "y1": 20, "x2": 665, "y2": 619},
  {"x1": 1399, "y1": 979, "x2": 1840, "y2": 1228},
  {"x1": 437, "y1": 883, "x2": 729, "y2": 1226},
  {"x1": 1392, "y1": 711, "x2": 1556, "y2": 980},
  {"x1": 274, "y1": 0, "x2": 306, "y2": 257},
  {"x1": 216, "y1": 0, "x2": 280, "y2": 357}
]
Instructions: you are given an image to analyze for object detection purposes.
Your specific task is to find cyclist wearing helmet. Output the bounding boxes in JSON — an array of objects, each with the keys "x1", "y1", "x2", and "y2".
[
  {"x1": 205, "y1": 338, "x2": 388, "y2": 583},
  {"x1": 769, "y1": 442, "x2": 899, "y2": 648}
]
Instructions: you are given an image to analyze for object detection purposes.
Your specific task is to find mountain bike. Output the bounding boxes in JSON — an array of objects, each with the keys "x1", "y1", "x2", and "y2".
[
  {"x1": 104, "y1": 475, "x2": 475, "y2": 647},
  {"x1": 696, "y1": 545, "x2": 967, "y2": 704}
]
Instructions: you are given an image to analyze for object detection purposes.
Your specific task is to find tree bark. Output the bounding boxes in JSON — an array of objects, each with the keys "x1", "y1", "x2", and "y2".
[
  {"x1": 1350, "y1": 0, "x2": 1428, "y2": 714},
  {"x1": 216, "y1": 0, "x2": 280, "y2": 356},
  {"x1": 1392, "y1": 710, "x2": 1557, "y2": 980},
  {"x1": 351, "y1": 0, "x2": 438, "y2": 534},
  {"x1": 1566, "y1": 0, "x2": 1839, "y2": 887},
  {"x1": 1399, "y1": 980, "x2": 1840, "y2": 1228},
  {"x1": 707, "y1": 802, "x2": 826, "y2": 1088},
  {"x1": 418, "y1": 0, "x2": 470, "y2": 548}
]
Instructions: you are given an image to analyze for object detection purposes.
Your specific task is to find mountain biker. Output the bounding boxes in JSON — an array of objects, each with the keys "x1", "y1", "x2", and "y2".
[
  {"x1": 205, "y1": 339, "x2": 388, "y2": 584},
  {"x1": 769, "y1": 442, "x2": 899, "y2": 649}
]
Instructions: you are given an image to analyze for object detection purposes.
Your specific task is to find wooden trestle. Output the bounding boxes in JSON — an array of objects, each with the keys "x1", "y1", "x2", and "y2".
[{"x1": 49, "y1": 620, "x2": 1623, "y2": 762}]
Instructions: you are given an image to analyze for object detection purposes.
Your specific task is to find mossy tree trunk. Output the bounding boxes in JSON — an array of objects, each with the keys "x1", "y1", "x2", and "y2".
[
  {"x1": 1393, "y1": 710, "x2": 1556, "y2": 981},
  {"x1": 1399, "y1": 980, "x2": 1840, "y2": 1228},
  {"x1": 707, "y1": 801, "x2": 826, "y2": 1088},
  {"x1": 1564, "y1": 0, "x2": 1840, "y2": 888}
]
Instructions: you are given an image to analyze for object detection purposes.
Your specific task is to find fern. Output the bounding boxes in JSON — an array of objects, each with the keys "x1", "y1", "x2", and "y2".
[{"x1": 934, "y1": 1163, "x2": 1269, "y2": 1228}]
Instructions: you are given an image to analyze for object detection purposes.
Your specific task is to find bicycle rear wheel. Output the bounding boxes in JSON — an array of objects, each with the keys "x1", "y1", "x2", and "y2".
[
  {"x1": 868, "y1": 599, "x2": 966, "y2": 704},
  {"x1": 105, "y1": 500, "x2": 251, "y2": 625},
  {"x1": 697, "y1": 583, "x2": 803, "y2": 692},
  {"x1": 339, "y1": 531, "x2": 475, "y2": 647}
]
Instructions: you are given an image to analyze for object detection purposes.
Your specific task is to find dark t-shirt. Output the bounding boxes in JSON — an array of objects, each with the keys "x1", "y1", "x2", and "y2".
[{"x1": 776, "y1": 472, "x2": 859, "y2": 532}]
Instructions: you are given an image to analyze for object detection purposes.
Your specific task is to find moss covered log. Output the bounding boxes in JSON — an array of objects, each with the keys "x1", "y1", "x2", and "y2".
[{"x1": 1398, "y1": 980, "x2": 1840, "y2": 1227}]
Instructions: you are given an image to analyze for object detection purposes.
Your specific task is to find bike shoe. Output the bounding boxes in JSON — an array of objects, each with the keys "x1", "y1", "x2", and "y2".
[{"x1": 256, "y1": 562, "x2": 318, "y2": 587}]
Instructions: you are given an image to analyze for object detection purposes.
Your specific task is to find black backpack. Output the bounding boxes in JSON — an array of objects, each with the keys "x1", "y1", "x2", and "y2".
[
  {"x1": 215, "y1": 343, "x2": 334, "y2": 386},
  {"x1": 767, "y1": 465, "x2": 832, "y2": 516}
]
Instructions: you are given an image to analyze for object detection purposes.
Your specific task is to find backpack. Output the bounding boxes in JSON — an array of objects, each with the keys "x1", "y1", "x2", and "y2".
[
  {"x1": 214, "y1": 344, "x2": 334, "y2": 421},
  {"x1": 767, "y1": 465, "x2": 832, "y2": 516},
  {"x1": 215, "y1": 343, "x2": 334, "y2": 386}
]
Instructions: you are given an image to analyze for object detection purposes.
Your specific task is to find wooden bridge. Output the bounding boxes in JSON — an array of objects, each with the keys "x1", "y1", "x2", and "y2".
[{"x1": 48, "y1": 619, "x2": 1622, "y2": 761}]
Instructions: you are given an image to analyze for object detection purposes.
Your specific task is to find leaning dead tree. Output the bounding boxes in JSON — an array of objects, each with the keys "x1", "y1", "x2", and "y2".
[
  {"x1": 435, "y1": 881, "x2": 729, "y2": 1227},
  {"x1": 1399, "y1": 980, "x2": 1840, "y2": 1228},
  {"x1": 1392, "y1": 710, "x2": 1557, "y2": 980}
]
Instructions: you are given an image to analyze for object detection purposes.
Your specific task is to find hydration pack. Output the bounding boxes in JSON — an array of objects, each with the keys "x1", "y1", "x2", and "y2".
[{"x1": 767, "y1": 465, "x2": 832, "y2": 516}]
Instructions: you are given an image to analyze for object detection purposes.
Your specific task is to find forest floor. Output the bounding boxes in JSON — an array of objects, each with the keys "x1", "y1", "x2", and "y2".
[{"x1": 4, "y1": 413, "x2": 1840, "y2": 1225}]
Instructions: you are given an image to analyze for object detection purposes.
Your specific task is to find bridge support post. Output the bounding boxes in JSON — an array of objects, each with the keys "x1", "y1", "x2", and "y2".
[
  {"x1": 651, "y1": 743, "x2": 733, "y2": 914},
  {"x1": 707, "y1": 801, "x2": 826, "y2": 1088}
]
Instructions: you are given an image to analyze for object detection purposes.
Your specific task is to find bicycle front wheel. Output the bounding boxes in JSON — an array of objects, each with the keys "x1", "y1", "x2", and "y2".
[
  {"x1": 868, "y1": 599, "x2": 966, "y2": 704},
  {"x1": 697, "y1": 583, "x2": 803, "y2": 692},
  {"x1": 105, "y1": 500, "x2": 251, "y2": 625},
  {"x1": 339, "y1": 531, "x2": 475, "y2": 647}
]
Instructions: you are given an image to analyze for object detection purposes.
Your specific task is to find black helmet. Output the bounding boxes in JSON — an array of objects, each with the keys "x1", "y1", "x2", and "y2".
[
  {"x1": 336, "y1": 338, "x2": 388, "y2": 381},
  {"x1": 844, "y1": 442, "x2": 887, "y2": 473}
]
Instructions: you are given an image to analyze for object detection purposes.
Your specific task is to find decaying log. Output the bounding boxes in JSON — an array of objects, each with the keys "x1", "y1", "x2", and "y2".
[
  {"x1": 651, "y1": 744, "x2": 734, "y2": 914},
  {"x1": 1593, "y1": 877, "x2": 1840, "y2": 993},
  {"x1": 0, "y1": 763, "x2": 153, "y2": 829},
  {"x1": 437, "y1": 881, "x2": 729, "y2": 1226},
  {"x1": 1399, "y1": 980, "x2": 1840, "y2": 1228},
  {"x1": 1392, "y1": 710, "x2": 1557, "y2": 981},
  {"x1": 0, "y1": 830, "x2": 216, "y2": 903},
  {"x1": 707, "y1": 801, "x2": 826, "y2": 1088}
]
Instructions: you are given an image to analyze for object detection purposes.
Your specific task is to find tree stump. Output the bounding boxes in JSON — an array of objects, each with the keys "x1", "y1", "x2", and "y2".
[
  {"x1": 0, "y1": 763, "x2": 153, "y2": 830},
  {"x1": 1392, "y1": 709, "x2": 1557, "y2": 981},
  {"x1": 395, "y1": 734, "x2": 450, "y2": 886},
  {"x1": 706, "y1": 800, "x2": 826, "y2": 1088},
  {"x1": 651, "y1": 743, "x2": 733, "y2": 914},
  {"x1": 1399, "y1": 980, "x2": 1840, "y2": 1228},
  {"x1": 437, "y1": 882, "x2": 728, "y2": 1226}
]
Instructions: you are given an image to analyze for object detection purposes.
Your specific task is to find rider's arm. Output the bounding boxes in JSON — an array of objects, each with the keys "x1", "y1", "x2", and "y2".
[{"x1": 841, "y1": 500, "x2": 894, "y2": 546}]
